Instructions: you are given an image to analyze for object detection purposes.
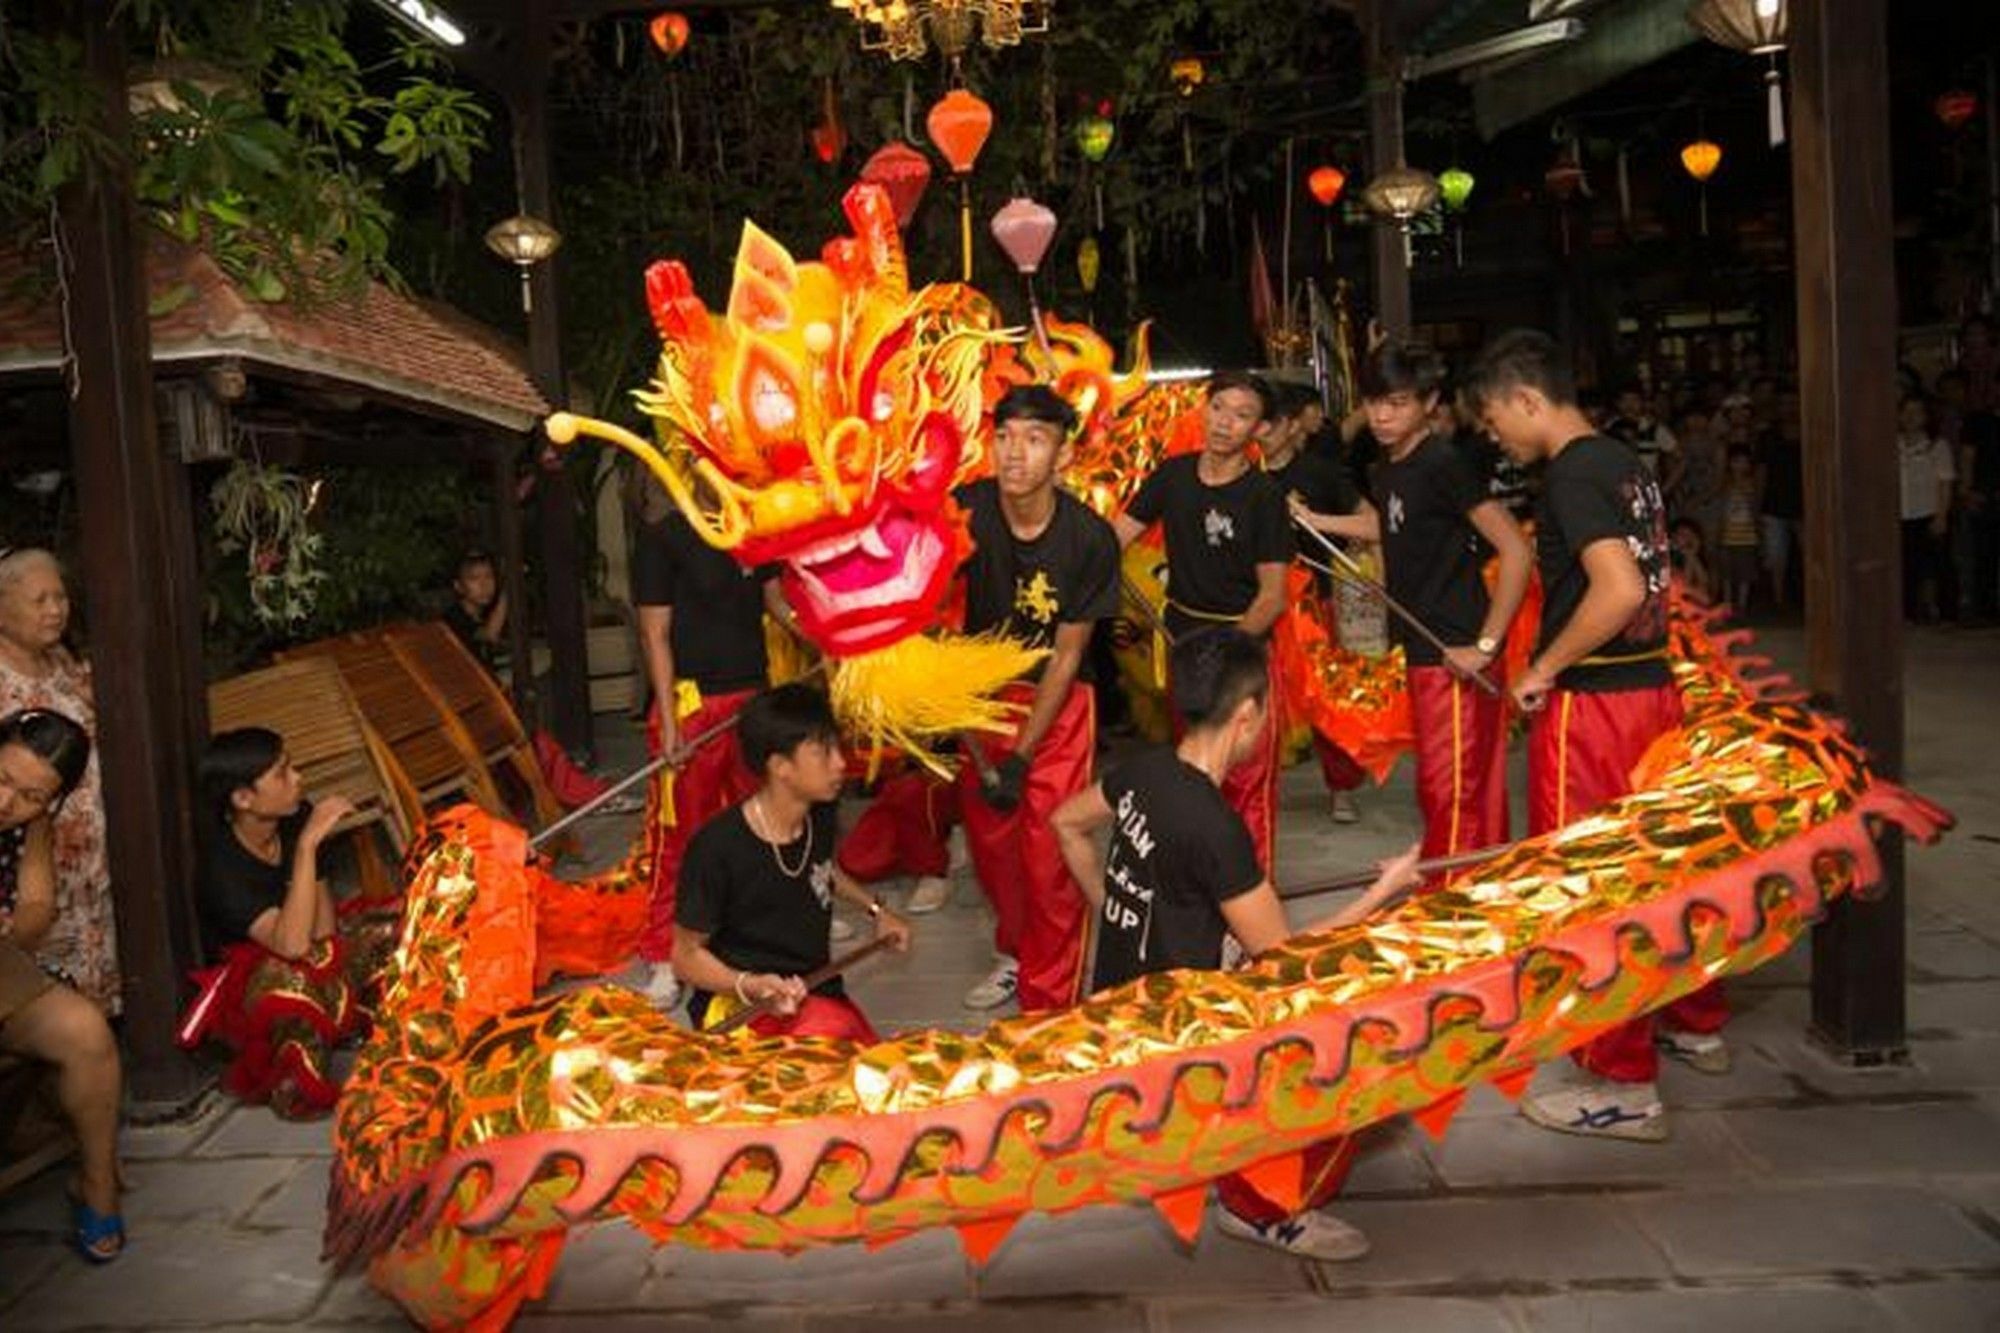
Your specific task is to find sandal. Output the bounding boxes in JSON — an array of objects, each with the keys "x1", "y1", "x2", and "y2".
[{"x1": 71, "y1": 1197, "x2": 125, "y2": 1263}]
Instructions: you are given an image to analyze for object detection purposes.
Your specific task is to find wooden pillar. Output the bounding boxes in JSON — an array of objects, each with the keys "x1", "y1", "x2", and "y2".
[
  {"x1": 1364, "y1": 0, "x2": 1412, "y2": 338},
  {"x1": 491, "y1": 437, "x2": 535, "y2": 721},
  {"x1": 1790, "y1": 0, "x2": 1905, "y2": 1062},
  {"x1": 60, "y1": 5, "x2": 206, "y2": 1104},
  {"x1": 511, "y1": 0, "x2": 593, "y2": 759}
]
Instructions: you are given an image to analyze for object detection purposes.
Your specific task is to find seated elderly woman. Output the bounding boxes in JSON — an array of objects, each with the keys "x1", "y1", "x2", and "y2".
[
  {"x1": 187, "y1": 728, "x2": 365, "y2": 1120},
  {"x1": 0, "y1": 709, "x2": 125, "y2": 1262}
]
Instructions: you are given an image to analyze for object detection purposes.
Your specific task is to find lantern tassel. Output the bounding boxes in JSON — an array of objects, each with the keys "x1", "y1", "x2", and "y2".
[
  {"x1": 960, "y1": 178, "x2": 974, "y2": 282},
  {"x1": 1766, "y1": 63, "x2": 1786, "y2": 148}
]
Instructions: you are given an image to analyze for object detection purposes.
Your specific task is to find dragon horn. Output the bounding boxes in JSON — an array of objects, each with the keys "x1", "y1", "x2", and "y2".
[{"x1": 543, "y1": 412, "x2": 749, "y2": 551}]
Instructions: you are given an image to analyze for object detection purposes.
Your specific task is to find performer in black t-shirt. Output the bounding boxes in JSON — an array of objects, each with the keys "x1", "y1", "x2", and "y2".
[
  {"x1": 630, "y1": 477, "x2": 793, "y2": 1007},
  {"x1": 1053, "y1": 631, "x2": 1417, "y2": 1263},
  {"x1": 1260, "y1": 383, "x2": 1374, "y2": 823},
  {"x1": 1465, "y1": 328, "x2": 1725, "y2": 1144},
  {"x1": 673, "y1": 684, "x2": 910, "y2": 1039},
  {"x1": 1294, "y1": 344, "x2": 1533, "y2": 879},
  {"x1": 942, "y1": 385, "x2": 1120, "y2": 1014},
  {"x1": 442, "y1": 551, "x2": 507, "y2": 671},
  {"x1": 1114, "y1": 371, "x2": 1293, "y2": 871},
  {"x1": 192, "y1": 727, "x2": 366, "y2": 1119}
]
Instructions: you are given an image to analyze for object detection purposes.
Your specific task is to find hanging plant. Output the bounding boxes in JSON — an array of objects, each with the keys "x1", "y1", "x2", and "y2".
[{"x1": 210, "y1": 460, "x2": 328, "y2": 630}]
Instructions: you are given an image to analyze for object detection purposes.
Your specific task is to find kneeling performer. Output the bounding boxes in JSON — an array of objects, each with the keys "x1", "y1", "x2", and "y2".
[{"x1": 673, "y1": 684, "x2": 911, "y2": 1040}]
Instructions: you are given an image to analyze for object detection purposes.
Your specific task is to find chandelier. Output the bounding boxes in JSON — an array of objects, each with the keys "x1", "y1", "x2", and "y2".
[{"x1": 830, "y1": 1, "x2": 1051, "y2": 64}]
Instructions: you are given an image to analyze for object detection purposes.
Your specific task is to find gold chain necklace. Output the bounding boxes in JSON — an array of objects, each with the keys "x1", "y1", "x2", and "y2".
[{"x1": 747, "y1": 795, "x2": 813, "y2": 878}]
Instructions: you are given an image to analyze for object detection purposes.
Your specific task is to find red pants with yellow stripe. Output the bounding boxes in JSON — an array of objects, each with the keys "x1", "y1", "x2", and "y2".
[
  {"x1": 837, "y1": 769, "x2": 955, "y2": 883},
  {"x1": 639, "y1": 688, "x2": 760, "y2": 964},
  {"x1": 957, "y1": 682, "x2": 1096, "y2": 1013},
  {"x1": 1529, "y1": 683, "x2": 1729, "y2": 1083},
  {"x1": 1409, "y1": 665, "x2": 1510, "y2": 875}
]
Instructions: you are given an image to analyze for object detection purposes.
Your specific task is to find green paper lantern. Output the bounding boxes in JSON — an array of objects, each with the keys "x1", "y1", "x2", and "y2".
[
  {"x1": 1438, "y1": 166, "x2": 1475, "y2": 212},
  {"x1": 1075, "y1": 112, "x2": 1114, "y2": 163}
]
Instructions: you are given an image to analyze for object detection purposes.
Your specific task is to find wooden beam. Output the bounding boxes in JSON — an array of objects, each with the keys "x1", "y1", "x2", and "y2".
[
  {"x1": 1790, "y1": 0, "x2": 1905, "y2": 1063},
  {"x1": 513, "y1": 0, "x2": 595, "y2": 759},
  {"x1": 59, "y1": 4, "x2": 206, "y2": 1106},
  {"x1": 1363, "y1": 0, "x2": 1412, "y2": 338}
]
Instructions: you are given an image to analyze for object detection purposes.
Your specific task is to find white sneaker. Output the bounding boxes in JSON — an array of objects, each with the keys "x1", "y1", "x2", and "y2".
[
  {"x1": 641, "y1": 962, "x2": 680, "y2": 1009},
  {"x1": 1657, "y1": 1028, "x2": 1732, "y2": 1074},
  {"x1": 1521, "y1": 1077, "x2": 1668, "y2": 1142},
  {"x1": 1331, "y1": 792, "x2": 1360, "y2": 824},
  {"x1": 1216, "y1": 1207, "x2": 1370, "y2": 1262},
  {"x1": 906, "y1": 875, "x2": 952, "y2": 914},
  {"x1": 963, "y1": 959, "x2": 1019, "y2": 1010},
  {"x1": 830, "y1": 915, "x2": 858, "y2": 944}
]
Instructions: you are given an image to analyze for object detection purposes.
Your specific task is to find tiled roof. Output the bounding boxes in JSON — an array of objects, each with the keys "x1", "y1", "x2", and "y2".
[{"x1": 0, "y1": 230, "x2": 548, "y2": 431}]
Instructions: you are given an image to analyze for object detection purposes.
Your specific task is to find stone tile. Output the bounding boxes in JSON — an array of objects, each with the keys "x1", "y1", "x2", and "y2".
[
  {"x1": 0, "y1": 1164, "x2": 68, "y2": 1237},
  {"x1": 195, "y1": 1105, "x2": 338, "y2": 1158},
  {"x1": 1162, "y1": 1295, "x2": 1516, "y2": 1333},
  {"x1": 1513, "y1": 1284, "x2": 1897, "y2": 1333},
  {"x1": 1619, "y1": 1182, "x2": 2000, "y2": 1278},
  {"x1": 1909, "y1": 931, "x2": 2000, "y2": 982},
  {"x1": 9, "y1": 1226, "x2": 328, "y2": 1327},
  {"x1": 1717, "y1": 1100, "x2": 2000, "y2": 1177},
  {"x1": 1905, "y1": 1035, "x2": 2000, "y2": 1090},
  {"x1": 1909, "y1": 981, "x2": 2000, "y2": 1035},
  {"x1": 0, "y1": 1239, "x2": 70, "y2": 1312},
  {"x1": 975, "y1": 1205, "x2": 1315, "y2": 1299},
  {"x1": 1342, "y1": 1122, "x2": 1440, "y2": 1197},
  {"x1": 525, "y1": 1315, "x2": 803, "y2": 1333},
  {"x1": 119, "y1": 1155, "x2": 304, "y2": 1227},
  {"x1": 1871, "y1": 1278, "x2": 2000, "y2": 1333},
  {"x1": 242, "y1": 1159, "x2": 335, "y2": 1230},
  {"x1": 118, "y1": 1095, "x2": 230, "y2": 1159},
  {"x1": 309, "y1": 1270, "x2": 411, "y2": 1324},
  {"x1": 811, "y1": 1306, "x2": 1143, "y2": 1333},
  {"x1": 658, "y1": 1225, "x2": 975, "y2": 1309},
  {"x1": 1430, "y1": 1108, "x2": 1756, "y2": 1190},
  {"x1": 1327, "y1": 1196, "x2": 1670, "y2": 1287},
  {"x1": 1655, "y1": 1042, "x2": 1809, "y2": 1108},
  {"x1": 536, "y1": 1222, "x2": 665, "y2": 1312}
]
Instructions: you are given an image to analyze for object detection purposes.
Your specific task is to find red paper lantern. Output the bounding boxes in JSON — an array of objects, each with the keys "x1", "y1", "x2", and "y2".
[
  {"x1": 927, "y1": 88, "x2": 994, "y2": 177},
  {"x1": 1937, "y1": 90, "x2": 1979, "y2": 131},
  {"x1": 1307, "y1": 165, "x2": 1346, "y2": 208},
  {"x1": 859, "y1": 142, "x2": 933, "y2": 229},
  {"x1": 648, "y1": 11, "x2": 689, "y2": 58},
  {"x1": 991, "y1": 197, "x2": 1057, "y2": 275}
]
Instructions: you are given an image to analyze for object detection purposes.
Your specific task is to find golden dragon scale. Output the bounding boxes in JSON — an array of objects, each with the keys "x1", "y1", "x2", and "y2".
[{"x1": 325, "y1": 602, "x2": 1948, "y2": 1329}]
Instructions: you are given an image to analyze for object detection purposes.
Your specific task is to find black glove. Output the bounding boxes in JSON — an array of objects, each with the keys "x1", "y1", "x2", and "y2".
[{"x1": 981, "y1": 751, "x2": 1029, "y2": 813}]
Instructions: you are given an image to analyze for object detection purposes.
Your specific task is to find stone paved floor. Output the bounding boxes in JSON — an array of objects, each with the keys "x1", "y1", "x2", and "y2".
[{"x1": 3, "y1": 626, "x2": 1998, "y2": 1331}]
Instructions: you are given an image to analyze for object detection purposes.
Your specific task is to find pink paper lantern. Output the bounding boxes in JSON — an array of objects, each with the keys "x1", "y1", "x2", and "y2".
[{"x1": 990, "y1": 196, "x2": 1057, "y2": 275}]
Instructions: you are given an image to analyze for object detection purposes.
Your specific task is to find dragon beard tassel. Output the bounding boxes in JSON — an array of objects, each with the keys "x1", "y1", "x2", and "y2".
[{"x1": 830, "y1": 633, "x2": 1048, "y2": 778}]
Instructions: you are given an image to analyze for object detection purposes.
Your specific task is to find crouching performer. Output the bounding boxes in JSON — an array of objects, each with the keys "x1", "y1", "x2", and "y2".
[
  {"x1": 188, "y1": 728, "x2": 373, "y2": 1120},
  {"x1": 674, "y1": 684, "x2": 912, "y2": 1039}
]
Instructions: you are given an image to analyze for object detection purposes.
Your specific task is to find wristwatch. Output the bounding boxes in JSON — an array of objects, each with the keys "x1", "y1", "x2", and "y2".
[{"x1": 1475, "y1": 635, "x2": 1499, "y2": 658}]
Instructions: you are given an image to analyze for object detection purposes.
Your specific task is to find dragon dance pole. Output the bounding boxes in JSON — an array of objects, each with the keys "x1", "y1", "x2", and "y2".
[
  {"x1": 706, "y1": 934, "x2": 899, "y2": 1035},
  {"x1": 1276, "y1": 840, "x2": 1513, "y2": 902},
  {"x1": 1289, "y1": 515, "x2": 1503, "y2": 699}
]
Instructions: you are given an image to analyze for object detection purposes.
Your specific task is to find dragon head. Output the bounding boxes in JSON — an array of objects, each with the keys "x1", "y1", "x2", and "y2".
[{"x1": 633, "y1": 183, "x2": 1010, "y2": 656}]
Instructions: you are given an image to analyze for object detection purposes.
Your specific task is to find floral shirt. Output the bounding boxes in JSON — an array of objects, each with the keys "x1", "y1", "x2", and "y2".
[{"x1": 0, "y1": 654, "x2": 119, "y2": 1013}]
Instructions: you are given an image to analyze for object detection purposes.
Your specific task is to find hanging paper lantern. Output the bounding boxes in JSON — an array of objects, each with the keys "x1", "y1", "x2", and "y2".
[
  {"x1": 1076, "y1": 102, "x2": 1115, "y2": 163},
  {"x1": 1077, "y1": 236, "x2": 1100, "y2": 293},
  {"x1": 1438, "y1": 166, "x2": 1475, "y2": 212},
  {"x1": 859, "y1": 142, "x2": 932, "y2": 229},
  {"x1": 1937, "y1": 90, "x2": 1980, "y2": 131},
  {"x1": 1687, "y1": 0, "x2": 1789, "y2": 146},
  {"x1": 1169, "y1": 57, "x2": 1205, "y2": 98},
  {"x1": 1306, "y1": 165, "x2": 1347, "y2": 208},
  {"x1": 927, "y1": 88, "x2": 994, "y2": 176},
  {"x1": 1544, "y1": 159, "x2": 1584, "y2": 202},
  {"x1": 811, "y1": 78, "x2": 846, "y2": 165},
  {"x1": 648, "y1": 11, "x2": 689, "y2": 58},
  {"x1": 991, "y1": 197, "x2": 1058, "y2": 274},
  {"x1": 1680, "y1": 138, "x2": 1723, "y2": 183}
]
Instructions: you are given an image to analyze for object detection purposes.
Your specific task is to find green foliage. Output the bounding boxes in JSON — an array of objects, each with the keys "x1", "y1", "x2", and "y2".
[{"x1": 0, "y1": 0, "x2": 491, "y2": 302}]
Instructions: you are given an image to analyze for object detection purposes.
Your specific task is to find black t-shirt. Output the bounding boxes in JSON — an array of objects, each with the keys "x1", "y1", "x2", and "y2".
[
  {"x1": 1090, "y1": 747, "x2": 1265, "y2": 993},
  {"x1": 199, "y1": 806, "x2": 311, "y2": 959},
  {"x1": 1268, "y1": 450, "x2": 1360, "y2": 547},
  {"x1": 1373, "y1": 434, "x2": 1494, "y2": 667},
  {"x1": 1125, "y1": 454, "x2": 1292, "y2": 638},
  {"x1": 442, "y1": 601, "x2": 501, "y2": 670},
  {"x1": 675, "y1": 802, "x2": 843, "y2": 997},
  {"x1": 956, "y1": 479, "x2": 1120, "y2": 680},
  {"x1": 630, "y1": 514, "x2": 771, "y2": 694},
  {"x1": 1535, "y1": 435, "x2": 1673, "y2": 692}
]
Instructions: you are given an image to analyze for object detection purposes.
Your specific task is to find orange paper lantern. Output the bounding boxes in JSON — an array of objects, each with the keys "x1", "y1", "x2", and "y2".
[
  {"x1": 927, "y1": 88, "x2": 994, "y2": 177},
  {"x1": 1306, "y1": 165, "x2": 1346, "y2": 208},
  {"x1": 1680, "y1": 138, "x2": 1723, "y2": 183},
  {"x1": 648, "y1": 11, "x2": 689, "y2": 58}
]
